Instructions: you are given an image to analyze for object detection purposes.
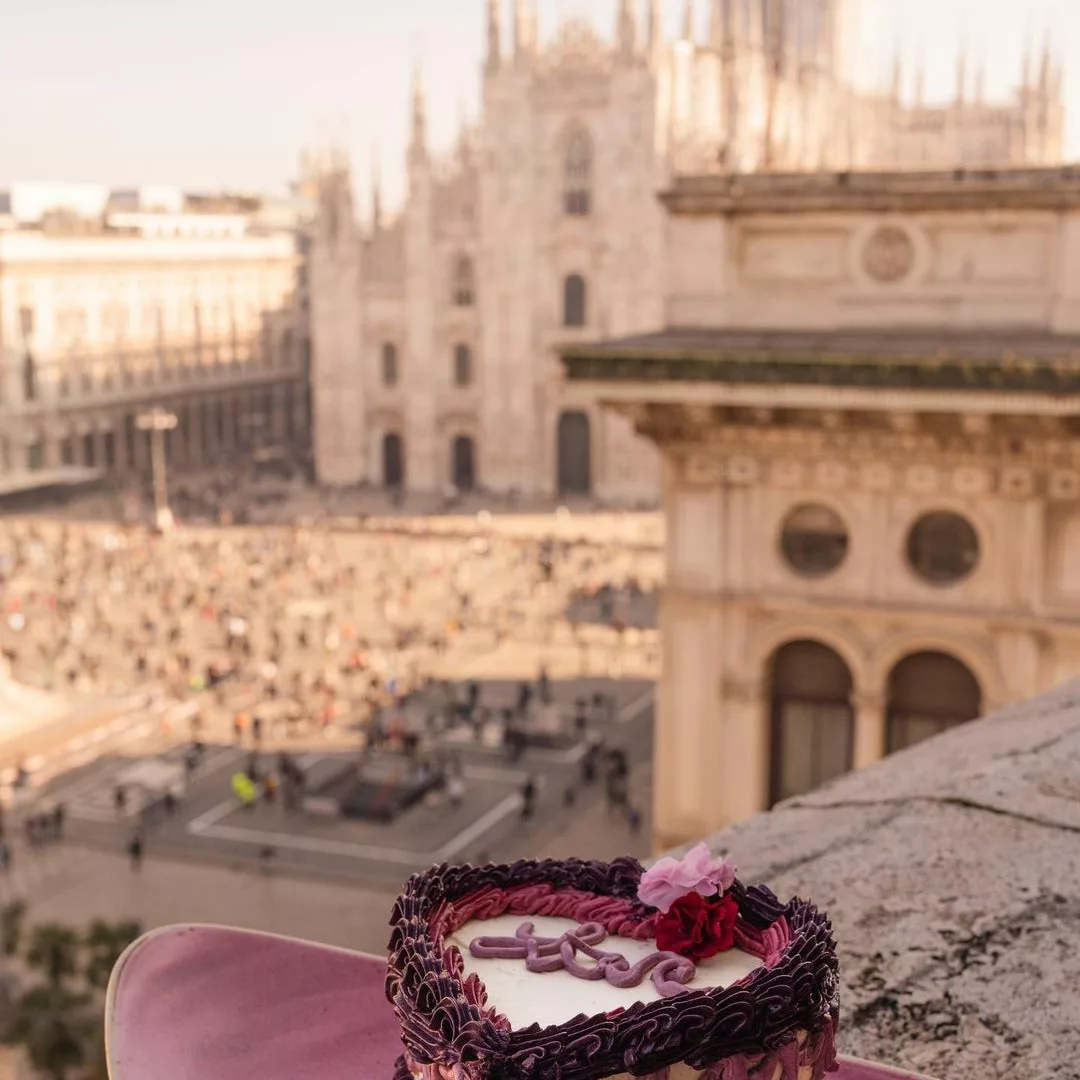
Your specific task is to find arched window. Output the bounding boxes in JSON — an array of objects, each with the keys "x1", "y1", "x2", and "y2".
[
  {"x1": 452, "y1": 255, "x2": 474, "y2": 307},
  {"x1": 451, "y1": 435, "x2": 476, "y2": 492},
  {"x1": 382, "y1": 432, "x2": 404, "y2": 489},
  {"x1": 886, "y1": 652, "x2": 982, "y2": 755},
  {"x1": 768, "y1": 640, "x2": 854, "y2": 806},
  {"x1": 22, "y1": 353, "x2": 36, "y2": 402},
  {"x1": 381, "y1": 342, "x2": 398, "y2": 387},
  {"x1": 564, "y1": 128, "x2": 592, "y2": 216},
  {"x1": 453, "y1": 343, "x2": 472, "y2": 387},
  {"x1": 563, "y1": 274, "x2": 587, "y2": 327}
]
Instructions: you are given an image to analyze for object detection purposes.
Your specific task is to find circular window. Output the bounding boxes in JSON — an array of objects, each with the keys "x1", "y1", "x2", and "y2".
[
  {"x1": 906, "y1": 512, "x2": 980, "y2": 585},
  {"x1": 780, "y1": 504, "x2": 849, "y2": 578}
]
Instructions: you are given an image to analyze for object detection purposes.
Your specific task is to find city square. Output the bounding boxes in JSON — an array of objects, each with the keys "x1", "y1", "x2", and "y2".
[{"x1": 0, "y1": 510, "x2": 662, "y2": 930}]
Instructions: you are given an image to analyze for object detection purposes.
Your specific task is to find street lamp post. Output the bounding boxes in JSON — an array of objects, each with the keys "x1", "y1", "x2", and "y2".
[{"x1": 136, "y1": 407, "x2": 178, "y2": 530}]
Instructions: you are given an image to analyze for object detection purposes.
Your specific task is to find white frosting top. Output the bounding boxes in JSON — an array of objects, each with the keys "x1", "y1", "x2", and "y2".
[{"x1": 447, "y1": 914, "x2": 762, "y2": 1030}]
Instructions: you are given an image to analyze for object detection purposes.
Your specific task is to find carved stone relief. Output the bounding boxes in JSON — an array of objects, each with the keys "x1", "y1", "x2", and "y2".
[
  {"x1": 1048, "y1": 470, "x2": 1080, "y2": 501},
  {"x1": 770, "y1": 460, "x2": 806, "y2": 488},
  {"x1": 1000, "y1": 467, "x2": 1035, "y2": 499},
  {"x1": 815, "y1": 461, "x2": 849, "y2": 490},
  {"x1": 684, "y1": 454, "x2": 722, "y2": 486},
  {"x1": 952, "y1": 466, "x2": 991, "y2": 497},
  {"x1": 860, "y1": 462, "x2": 894, "y2": 492},
  {"x1": 726, "y1": 456, "x2": 760, "y2": 486},
  {"x1": 862, "y1": 225, "x2": 916, "y2": 284},
  {"x1": 904, "y1": 465, "x2": 941, "y2": 495}
]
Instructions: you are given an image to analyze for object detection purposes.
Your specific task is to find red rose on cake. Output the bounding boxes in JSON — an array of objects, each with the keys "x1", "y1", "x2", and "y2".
[
  {"x1": 654, "y1": 891, "x2": 739, "y2": 962},
  {"x1": 637, "y1": 842, "x2": 739, "y2": 962}
]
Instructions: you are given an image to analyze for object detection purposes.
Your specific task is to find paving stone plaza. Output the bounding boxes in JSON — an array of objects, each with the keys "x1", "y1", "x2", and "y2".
[{"x1": 0, "y1": 510, "x2": 662, "y2": 951}]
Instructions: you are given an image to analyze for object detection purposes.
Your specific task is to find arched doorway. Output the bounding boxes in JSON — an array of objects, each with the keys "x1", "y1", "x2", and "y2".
[
  {"x1": 768, "y1": 640, "x2": 854, "y2": 807},
  {"x1": 382, "y1": 432, "x2": 404, "y2": 489},
  {"x1": 886, "y1": 651, "x2": 981, "y2": 754},
  {"x1": 451, "y1": 435, "x2": 476, "y2": 492},
  {"x1": 557, "y1": 411, "x2": 591, "y2": 496}
]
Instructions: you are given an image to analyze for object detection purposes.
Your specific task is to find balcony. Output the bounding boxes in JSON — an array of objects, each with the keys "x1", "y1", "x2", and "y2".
[
  {"x1": 0, "y1": 340, "x2": 304, "y2": 421},
  {"x1": 90, "y1": 680, "x2": 1080, "y2": 1080}
]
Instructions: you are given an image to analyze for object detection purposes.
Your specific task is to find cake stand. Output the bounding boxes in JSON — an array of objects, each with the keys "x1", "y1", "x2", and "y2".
[{"x1": 104, "y1": 925, "x2": 935, "y2": 1080}]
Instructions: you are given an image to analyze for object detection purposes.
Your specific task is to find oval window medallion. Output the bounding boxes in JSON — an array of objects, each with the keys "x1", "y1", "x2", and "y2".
[{"x1": 863, "y1": 225, "x2": 915, "y2": 284}]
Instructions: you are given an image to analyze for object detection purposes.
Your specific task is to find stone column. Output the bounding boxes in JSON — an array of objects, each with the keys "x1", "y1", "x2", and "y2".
[
  {"x1": 44, "y1": 430, "x2": 61, "y2": 469},
  {"x1": 721, "y1": 674, "x2": 770, "y2": 820},
  {"x1": 132, "y1": 420, "x2": 150, "y2": 477},
  {"x1": 273, "y1": 382, "x2": 288, "y2": 442},
  {"x1": 852, "y1": 690, "x2": 887, "y2": 770},
  {"x1": 188, "y1": 400, "x2": 204, "y2": 470}
]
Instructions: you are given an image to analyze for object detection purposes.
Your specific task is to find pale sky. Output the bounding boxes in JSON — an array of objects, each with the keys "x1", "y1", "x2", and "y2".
[{"x1": 0, "y1": 0, "x2": 1076, "y2": 209}]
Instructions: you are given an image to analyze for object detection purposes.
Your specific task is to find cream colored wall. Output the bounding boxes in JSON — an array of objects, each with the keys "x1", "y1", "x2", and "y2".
[
  {"x1": 665, "y1": 208, "x2": 1074, "y2": 332},
  {"x1": 653, "y1": 443, "x2": 1080, "y2": 850},
  {"x1": 0, "y1": 230, "x2": 300, "y2": 472}
]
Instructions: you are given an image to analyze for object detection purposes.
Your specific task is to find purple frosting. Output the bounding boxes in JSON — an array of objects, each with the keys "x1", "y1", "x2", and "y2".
[
  {"x1": 468, "y1": 920, "x2": 697, "y2": 999},
  {"x1": 385, "y1": 857, "x2": 839, "y2": 1080}
]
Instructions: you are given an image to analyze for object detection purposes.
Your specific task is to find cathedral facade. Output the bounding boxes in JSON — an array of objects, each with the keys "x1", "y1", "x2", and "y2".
[{"x1": 309, "y1": 0, "x2": 1064, "y2": 504}]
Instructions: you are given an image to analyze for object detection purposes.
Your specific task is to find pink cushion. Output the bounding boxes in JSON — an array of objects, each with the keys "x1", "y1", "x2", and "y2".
[{"x1": 104, "y1": 925, "x2": 932, "y2": 1080}]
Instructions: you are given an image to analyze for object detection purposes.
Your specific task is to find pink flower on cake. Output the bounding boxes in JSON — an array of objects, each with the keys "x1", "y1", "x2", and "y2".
[{"x1": 636, "y1": 843, "x2": 736, "y2": 914}]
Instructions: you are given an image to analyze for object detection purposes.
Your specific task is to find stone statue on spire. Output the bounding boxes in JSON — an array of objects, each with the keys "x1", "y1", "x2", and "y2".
[
  {"x1": 682, "y1": 0, "x2": 695, "y2": 43},
  {"x1": 370, "y1": 149, "x2": 383, "y2": 232},
  {"x1": 648, "y1": 0, "x2": 663, "y2": 65},
  {"x1": 486, "y1": 0, "x2": 502, "y2": 74},
  {"x1": 410, "y1": 60, "x2": 427, "y2": 158},
  {"x1": 616, "y1": 0, "x2": 638, "y2": 62}
]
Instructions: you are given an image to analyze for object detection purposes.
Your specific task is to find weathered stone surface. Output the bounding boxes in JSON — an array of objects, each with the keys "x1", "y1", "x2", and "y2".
[{"x1": 701, "y1": 680, "x2": 1080, "y2": 1080}]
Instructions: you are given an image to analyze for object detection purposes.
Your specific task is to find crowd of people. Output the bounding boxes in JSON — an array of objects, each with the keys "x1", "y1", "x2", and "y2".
[{"x1": 0, "y1": 515, "x2": 662, "y2": 859}]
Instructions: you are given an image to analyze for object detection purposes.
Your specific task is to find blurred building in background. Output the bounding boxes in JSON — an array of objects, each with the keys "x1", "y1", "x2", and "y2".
[
  {"x1": 308, "y1": 0, "x2": 1065, "y2": 504},
  {"x1": 563, "y1": 165, "x2": 1080, "y2": 847},
  {"x1": 0, "y1": 182, "x2": 314, "y2": 503}
]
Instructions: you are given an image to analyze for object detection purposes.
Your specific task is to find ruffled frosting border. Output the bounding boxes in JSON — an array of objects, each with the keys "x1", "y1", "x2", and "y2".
[{"x1": 385, "y1": 857, "x2": 839, "y2": 1080}]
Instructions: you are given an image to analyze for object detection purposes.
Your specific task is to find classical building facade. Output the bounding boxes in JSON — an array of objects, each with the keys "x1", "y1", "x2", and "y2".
[
  {"x1": 0, "y1": 183, "x2": 312, "y2": 491},
  {"x1": 309, "y1": 0, "x2": 1063, "y2": 503},
  {"x1": 562, "y1": 166, "x2": 1080, "y2": 849}
]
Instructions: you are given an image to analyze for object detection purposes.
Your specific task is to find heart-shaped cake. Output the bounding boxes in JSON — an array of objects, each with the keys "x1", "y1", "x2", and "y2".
[{"x1": 386, "y1": 849, "x2": 838, "y2": 1080}]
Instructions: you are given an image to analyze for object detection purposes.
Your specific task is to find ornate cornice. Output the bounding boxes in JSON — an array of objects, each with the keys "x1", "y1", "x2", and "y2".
[
  {"x1": 563, "y1": 351, "x2": 1080, "y2": 395},
  {"x1": 661, "y1": 166, "x2": 1080, "y2": 216}
]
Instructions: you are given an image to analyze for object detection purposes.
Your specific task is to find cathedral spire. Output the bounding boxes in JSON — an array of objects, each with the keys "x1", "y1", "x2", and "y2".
[
  {"x1": 410, "y1": 61, "x2": 427, "y2": 155},
  {"x1": 616, "y1": 0, "x2": 637, "y2": 61},
  {"x1": 973, "y1": 52, "x2": 984, "y2": 104},
  {"x1": 485, "y1": 0, "x2": 501, "y2": 74},
  {"x1": 370, "y1": 149, "x2": 383, "y2": 231},
  {"x1": 681, "y1": 0, "x2": 695, "y2": 42},
  {"x1": 513, "y1": 0, "x2": 534, "y2": 65},
  {"x1": 890, "y1": 44, "x2": 902, "y2": 103},
  {"x1": 648, "y1": 0, "x2": 663, "y2": 62},
  {"x1": 954, "y1": 39, "x2": 967, "y2": 106},
  {"x1": 1039, "y1": 24, "x2": 1052, "y2": 94}
]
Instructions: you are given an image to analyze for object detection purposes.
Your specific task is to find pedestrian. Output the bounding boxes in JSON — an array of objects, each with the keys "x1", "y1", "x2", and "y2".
[
  {"x1": 0, "y1": 837, "x2": 10, "y2": 873},
  {"x1": 52, "y1": 803, "x2": 66, "y2": 840},
  {"x1": 252, "y1": 714, "x2": 263, "y2": 745},
  {"x1": 520, "y1": 775, "x2": 537, "y2": 822},
  {"x1": 128, "y1": 833, "x2": 144, "y2": 871},
  {"x1": 259, "y1": 845, "x2": 276, "y2": 874},
  {"x1": 538, "y1": 665, "x2": 551, "y2": 705},
  {"x1": 447, "y1": 773, "x2": 465, "y2": 808},
  {"x1": 627, "y1": 805, "x2": 642, "y2": 834}
]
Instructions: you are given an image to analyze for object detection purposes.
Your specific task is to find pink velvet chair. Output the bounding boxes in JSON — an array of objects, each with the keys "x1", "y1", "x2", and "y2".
[{"x1": 105, "y1": 925, "x2": 933, "y2": 1080}]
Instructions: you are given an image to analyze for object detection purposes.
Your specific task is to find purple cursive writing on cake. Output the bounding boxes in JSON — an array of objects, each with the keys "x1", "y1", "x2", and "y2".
[{"x1": 468, "y1": 920, "x2": 697, "y2": 999}]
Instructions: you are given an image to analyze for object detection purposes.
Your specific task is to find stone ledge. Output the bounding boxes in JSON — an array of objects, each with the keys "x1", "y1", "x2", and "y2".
[{"x1": 697, "y1": 679, "x2": 1080, "y2": 1080}]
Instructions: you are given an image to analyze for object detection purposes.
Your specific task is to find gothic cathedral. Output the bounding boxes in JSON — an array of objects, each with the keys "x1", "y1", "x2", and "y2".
[{"x1": 309, "y1": 0, "x2": 1065, "y2": 503}]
